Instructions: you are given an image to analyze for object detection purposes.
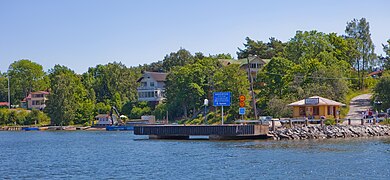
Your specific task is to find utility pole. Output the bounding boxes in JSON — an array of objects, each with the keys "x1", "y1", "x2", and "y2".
[
  {"x1": 7, "y1": 70, "x2": 11, "y2": 109},
  {"x1": 247, "y1": 55, "x2": 258, "y2": 119}
]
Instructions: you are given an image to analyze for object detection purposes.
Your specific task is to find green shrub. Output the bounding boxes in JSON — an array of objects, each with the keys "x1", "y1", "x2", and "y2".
[
  {"x1": 380, "y1": 118, "x2": 390, "y2": 125},
  {"x1": 324, "y1": 118, "x2": 336, "y2": 125},
  {"x1": 0, "y1": 109, "x2": 50, "y2": 126}
]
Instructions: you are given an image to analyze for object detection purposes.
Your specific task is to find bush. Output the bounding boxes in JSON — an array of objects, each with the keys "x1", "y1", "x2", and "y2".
[
  {"x1": 380, "y1": 118, "x2": 390, "y2": 125},
  {"x1": 0, "y1": 109, "x2": 50, "y2": 126},
  {"x1": 324, "y1": 118, "x2": 336, "y2": 125},
  {"x1": 323, "y1": 118, "x2": 343, "y2": 125}
]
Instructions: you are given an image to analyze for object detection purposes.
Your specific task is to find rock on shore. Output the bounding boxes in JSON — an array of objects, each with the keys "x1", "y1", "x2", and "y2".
[{"x1": 268, "y1": 125, "x2": 390, "y2": 140}]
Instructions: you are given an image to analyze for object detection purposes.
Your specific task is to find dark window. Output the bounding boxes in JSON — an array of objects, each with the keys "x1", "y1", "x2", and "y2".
[
  {"x1": 313, "y1": 106, "x2": 319, "y2": 115},
  {"x1": 299, "y1": 107, "x2": 306, "y2": 116}
]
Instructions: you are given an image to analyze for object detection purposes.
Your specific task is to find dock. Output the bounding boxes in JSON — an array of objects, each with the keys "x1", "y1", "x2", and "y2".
[{"x1": 134, "y1": 124, "x2": 269, "y2": 140}]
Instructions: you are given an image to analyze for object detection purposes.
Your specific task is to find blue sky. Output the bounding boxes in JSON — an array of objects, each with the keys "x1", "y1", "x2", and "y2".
[{"x1": 1, "y1": 0, "x2": 389, "y2": 74}]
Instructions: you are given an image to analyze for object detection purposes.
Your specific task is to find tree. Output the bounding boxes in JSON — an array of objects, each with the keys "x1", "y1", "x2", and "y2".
[
  {"x1": 165, "y1": 57, "x2": 220, "y2": 119},
  {"x1": 165, "y1": 64, "x2": 207, "y2": 118},
  {"x1": 162, "y1": 48, "x2": 194, "y2": 72},
  {"x1": 257, "y1": 57, "x2": 295, "y2": 98},
  {"x1": 0, "y1": 73, "x2": 8, "y2": 102},
  {"x1": 373, "y1": 76, "x2": 390, "y2": 111},
  {"x1": 83, "y1": 62, "x2": 141, "y2": 111},
  {"x1": 383, "y1": 39, "x2": 390, "y2": 69},
  {"x1": 345, "y1": 18, "x2": 376, "y2": 89},
  {"x1": 237, "y1": 37, "x2": 285, "y2": 59},
  {"x1": 284, "y1": 31, "x2": 334, "y2": 64},
  {"x1": 45, "y1": 65, "x2": 89, "y2": 125},
  {"x1": 265, "y1": 97, "x2": 292, "y2": 118},
  {"x1": 8, "y1": 60, "x2": 48, "y2": 105},
  {"x1": 209, "y1": 53, "x2": 233, "y2": 59},
  {"x1": 384, "y1": 39, "x2": 390, "y2": 56},
  {"x1": 213, "y1": 64, "x2": 250, "y2": 121},
  {"x1": 130, "y1": 101, "x2": 151, "y2": 119}
]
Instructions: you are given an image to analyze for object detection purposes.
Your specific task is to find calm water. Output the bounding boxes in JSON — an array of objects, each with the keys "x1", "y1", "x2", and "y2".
[{"x1": 1, "y1": 131, "x2": 390, "y2": 179}]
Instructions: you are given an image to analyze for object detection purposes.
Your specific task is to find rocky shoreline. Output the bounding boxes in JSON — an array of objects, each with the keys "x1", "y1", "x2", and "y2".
[{"x1": 268, "y1": 125, "x2": 390, "y2": 140}]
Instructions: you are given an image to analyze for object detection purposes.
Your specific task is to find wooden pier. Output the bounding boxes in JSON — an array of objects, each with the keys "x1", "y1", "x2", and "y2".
[{"x1": 134, "y1": 124, "x2": 269, "y2": 140}]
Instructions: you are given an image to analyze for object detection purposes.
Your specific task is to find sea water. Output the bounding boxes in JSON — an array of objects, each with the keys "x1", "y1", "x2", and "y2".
[{"x1": 0, "y1": 131, "x2": 389, "y2": 179}]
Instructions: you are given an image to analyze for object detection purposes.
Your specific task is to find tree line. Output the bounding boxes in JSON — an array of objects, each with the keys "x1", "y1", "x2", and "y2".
[{"x1": 1, "y1": 17, "x2": 390, "y2": 125}]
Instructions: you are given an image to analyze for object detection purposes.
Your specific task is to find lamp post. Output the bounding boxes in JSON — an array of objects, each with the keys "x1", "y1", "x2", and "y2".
[{"x1": 203, "y1": 99, "x2": 208, "y2": 124}]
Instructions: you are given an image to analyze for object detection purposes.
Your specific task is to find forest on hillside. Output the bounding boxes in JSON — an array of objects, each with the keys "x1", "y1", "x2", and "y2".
[{"x1": 1, "y1": 18, "x2": 390, "y2": 125}]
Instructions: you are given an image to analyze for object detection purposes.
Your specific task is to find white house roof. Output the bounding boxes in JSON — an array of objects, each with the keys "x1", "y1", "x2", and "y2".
[{"x1": 287, "y1": 96, "x2": 346, "y2": 106}]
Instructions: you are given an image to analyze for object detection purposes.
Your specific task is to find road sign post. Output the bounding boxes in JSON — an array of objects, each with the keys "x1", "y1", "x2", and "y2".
[
  {"x1": 213, "y1": 92, "x2": 231, "y2": 125},
  {"x1": 239, "y1": 107, "x2": 245, "y2": 120}
]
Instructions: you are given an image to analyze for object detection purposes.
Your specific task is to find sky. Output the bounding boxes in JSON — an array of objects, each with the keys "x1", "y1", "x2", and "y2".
[{"x1": 1, "y1": 0, "x2": 389, "y2": 74}]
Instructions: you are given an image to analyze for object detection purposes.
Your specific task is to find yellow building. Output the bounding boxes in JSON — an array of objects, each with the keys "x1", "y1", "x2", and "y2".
[{"x1": 287, "y1": 96, "x2": 346, "y2": 119}]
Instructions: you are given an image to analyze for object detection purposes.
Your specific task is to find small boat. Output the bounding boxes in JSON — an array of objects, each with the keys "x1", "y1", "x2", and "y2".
[{"x1": 22, "y1": 127, "x2": 39, "y2": 131}]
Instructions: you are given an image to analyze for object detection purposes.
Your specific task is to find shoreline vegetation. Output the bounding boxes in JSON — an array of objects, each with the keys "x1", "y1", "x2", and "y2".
[{"x1": 1, "y1": 17, "x2": 390, "y2": 127}]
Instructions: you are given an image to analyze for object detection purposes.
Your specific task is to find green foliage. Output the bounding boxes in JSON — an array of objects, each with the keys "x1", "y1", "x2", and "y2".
[
  {"x1": 210, "y1": 53, "x2": 233, "y2": 59},
  {"x1": 83, "y1": 62, "x2": 141, "y2": 108},
  {"x1": 237, "y1": 37, "x2": 285, "y2": 59},
  {"x1": 373, "y1": 76, "x2": 390, "y2": 111},
  {"x1": 95, "y1": 102, "x2": 111, "y2": 114},
  {"x1": 257, "y1": 57, "x2": 295, "y2": 98},
  {"x1": 166, "y1": 57, "x2": 218, "y2": 118},
  {"x1": 162, "y1": 48, "x2": 194, "y2": 72},
  {"x1": 345, "y1": 18, "x2": 376, "y2": 89},
  {"x1": 380, "y1": 118, "x2": 390, "y2": 125},
  {"x1": 8, "y1": 59, "x2": 49, "y2": 105},
  {"x1": 265, "y1": 97, "x2": 292, "y2": 118},
  {"x1": 384, "y1": 39, "x2": 390, "y2": 56},
  {"x1": 0, "y1": 109, "x2": 49, "y2": 126},
  {"x1": 363, "y1": 77, "x2": 378, "y2": 89},
  {"x1": 345, "y1": 18, "x2": 376, "y2": 70},
  {"x1": 254, "y1": 31, "x2": 356, "y2": 117},
  {"x1": 152, "y1": 103, "x2": 167, "y2": 120},
  {"x1": 213, "y1": 64, "x2": 250, "y2": 119},
  {"x1": 0, "y1": 73, "x2": 8, "y2": 102},
  {"x1": 324, "y1": 118, "x2": 343, "y2": 126},
  {"x1": 130, "y1": 101, "x2": 151, "y2": 119},
  {"x1": 45, "y1": 65, "x2": 91, "y2": 125}
]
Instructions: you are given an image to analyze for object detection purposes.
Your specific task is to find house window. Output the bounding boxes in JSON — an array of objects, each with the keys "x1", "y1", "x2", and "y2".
[
  {"x1": 150, "y1": 82, "x2": 155, "y2": 87},
  {"x1": 299, "y1": 107, "x2": 305, "y2": 116},
  {"x1": 328, "y1": 106, "x2": 333, "y2": 115},
  {"x1": 33, "y1": 94, "x2": 44, "y2": 98},
  {"x1": 32, "y1": 100, "x2": 43, "y2": 105},
  {"x1": 141, "y1": 82, "x2": 147, "y2": 87},
  {"x1": 313, "y1": 106, "x2": 319, "y2": 115},
  {"x1": 250, "y1": 63, "x2": 256, "y2": 69}
]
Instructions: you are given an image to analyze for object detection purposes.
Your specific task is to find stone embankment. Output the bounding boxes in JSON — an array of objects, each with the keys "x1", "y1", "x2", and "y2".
[{"x1": 268, "y1": 125, "x2": 390, "y2": 140}]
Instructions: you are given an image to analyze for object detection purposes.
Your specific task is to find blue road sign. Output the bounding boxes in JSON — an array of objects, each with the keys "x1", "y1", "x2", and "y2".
[
  {"x1": 239, "y1": 107, "x2": 245, "y2": 115},
  {"x1": 213, "y1": 92, "x2": 231, "y2": 106}
]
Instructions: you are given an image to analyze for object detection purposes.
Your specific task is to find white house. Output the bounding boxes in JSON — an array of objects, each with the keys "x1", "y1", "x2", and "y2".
[
  {"x1": 95, "y1": 114, "x2": 118, "y2": 126},
  {"x1": 137, "y1": 71, "x2": 167, "y2": 103}
]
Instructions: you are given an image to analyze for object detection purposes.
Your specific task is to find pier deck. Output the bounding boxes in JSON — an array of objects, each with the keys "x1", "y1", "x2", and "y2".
[{"x1": 134, "y1": 124, "x2": 269, "y2": 140}]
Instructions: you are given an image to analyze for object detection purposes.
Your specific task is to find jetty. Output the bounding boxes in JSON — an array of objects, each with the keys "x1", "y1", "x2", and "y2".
[{"x1": 134, "y1": 124, "x2": 269, "y2": 140}]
